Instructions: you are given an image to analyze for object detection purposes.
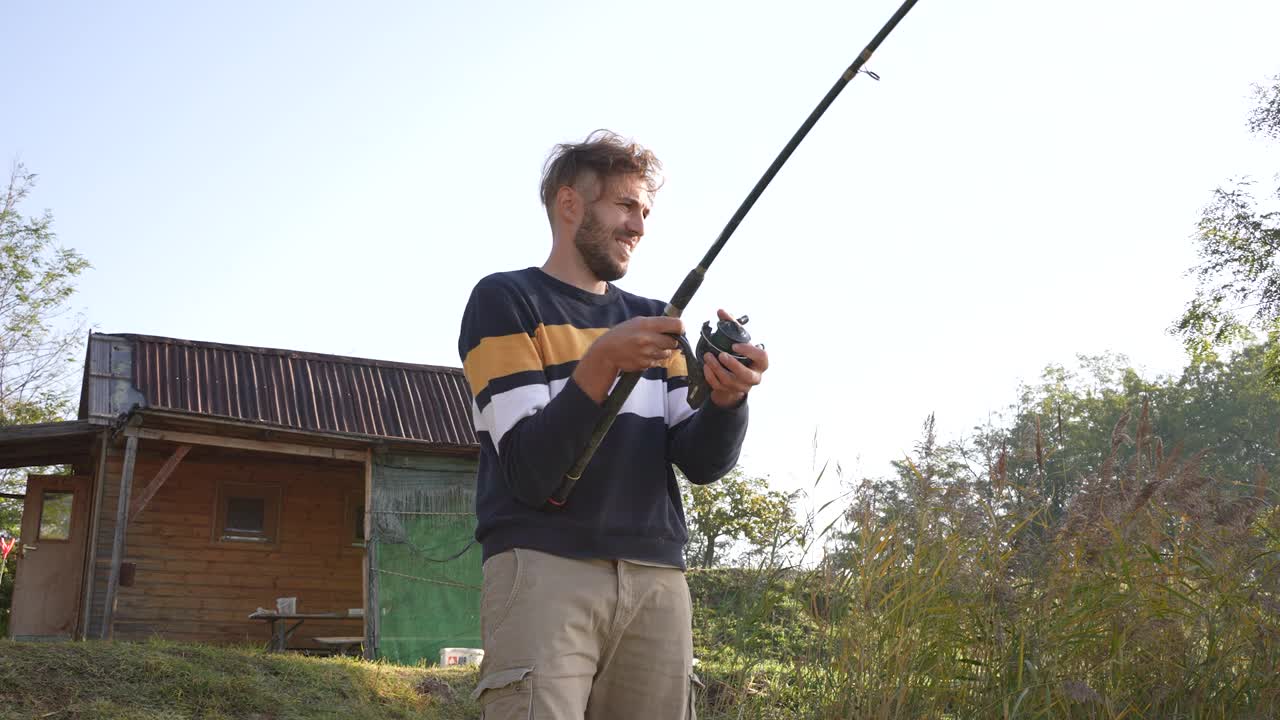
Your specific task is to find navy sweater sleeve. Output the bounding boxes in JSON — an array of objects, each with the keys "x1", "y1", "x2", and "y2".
[
  {"x1": 667, "y1": 395, "x2": 749, "y2": 485},
  {"x1": 458, "y1": 275, "x2": 607, "y2": 507}
]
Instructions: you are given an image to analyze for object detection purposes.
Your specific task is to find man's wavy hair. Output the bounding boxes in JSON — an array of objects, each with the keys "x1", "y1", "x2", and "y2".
[{"x1": 540, "y1": 129, "x2": 663, "y2": 220}]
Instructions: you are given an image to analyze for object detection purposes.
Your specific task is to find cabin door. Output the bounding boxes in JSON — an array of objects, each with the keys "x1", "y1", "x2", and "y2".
[{"x1": 8, "y1": 475, "x2": 91, "y2": 639}]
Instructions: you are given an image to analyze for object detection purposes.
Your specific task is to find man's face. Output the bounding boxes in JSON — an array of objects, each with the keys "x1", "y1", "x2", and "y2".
[{"x1": 573, "y1": 174, "x2": 651, "y2": 282}]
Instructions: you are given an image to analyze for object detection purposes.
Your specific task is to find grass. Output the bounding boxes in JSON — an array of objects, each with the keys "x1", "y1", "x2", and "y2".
[
  {"x1": 0, "y1": 638, "x2": 763, "y2": 720},
  {"x1": 0, "y1": 637, "x2": 777, "y2": 720},
  {"x1": 0, "y1": 639, "x2": 479, "y2": 720}
]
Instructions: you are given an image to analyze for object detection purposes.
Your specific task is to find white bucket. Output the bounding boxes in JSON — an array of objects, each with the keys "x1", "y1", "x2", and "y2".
[{"x1": 440, "y1": 647, "x2": 485, "y2": 666}]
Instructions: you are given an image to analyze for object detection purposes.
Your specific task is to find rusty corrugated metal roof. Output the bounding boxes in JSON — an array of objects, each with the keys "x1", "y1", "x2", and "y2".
[{"x1": 107, "y1": 333, "x2": 477, "y2": 448}]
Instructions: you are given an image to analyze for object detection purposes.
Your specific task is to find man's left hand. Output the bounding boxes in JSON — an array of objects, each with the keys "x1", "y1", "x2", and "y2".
[{"x1": 702, "y1": 309, "x2": 769, "y2": 408}]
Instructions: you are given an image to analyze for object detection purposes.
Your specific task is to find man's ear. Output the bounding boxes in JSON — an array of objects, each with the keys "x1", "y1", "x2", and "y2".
[{"x1": 555, "y1": 185, "x2": 583, "y2": 227}]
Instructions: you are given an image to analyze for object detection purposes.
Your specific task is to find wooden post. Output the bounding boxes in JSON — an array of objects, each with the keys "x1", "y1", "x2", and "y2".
[
  {"x1": 78, "y1": 430, "x2": 110, "y2": 640},
  {"x1": 101, "y1": 434, "x2": 138, "y2": 640},
  {"x1": 363, "y1": 451, "x2": 378, "y2": 660}
]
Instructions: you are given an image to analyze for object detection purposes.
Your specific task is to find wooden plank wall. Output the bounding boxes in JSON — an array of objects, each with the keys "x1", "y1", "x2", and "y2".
[{"x1": 86, "y1": 442, "x2": 365, "y2": 646}]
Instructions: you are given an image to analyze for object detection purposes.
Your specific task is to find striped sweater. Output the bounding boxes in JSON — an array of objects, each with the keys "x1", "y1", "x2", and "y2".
[{"x1": 458, "y1": 267, "x2": 748, "y2": 568}]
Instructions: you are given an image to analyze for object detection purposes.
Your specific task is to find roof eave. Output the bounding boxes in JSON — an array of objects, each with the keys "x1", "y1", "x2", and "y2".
[{"x1": 135, "y1": 408, "x2": 480, "y2": 457}]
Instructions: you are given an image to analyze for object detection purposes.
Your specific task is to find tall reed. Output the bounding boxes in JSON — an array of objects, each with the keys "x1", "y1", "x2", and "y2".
[{"x1": 697, "y1": 405, "x2": 1280, "y2": 719}]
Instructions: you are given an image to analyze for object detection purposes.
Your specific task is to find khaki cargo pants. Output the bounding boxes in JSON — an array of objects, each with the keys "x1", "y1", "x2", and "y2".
[{"x1": 471, "y1": 548, "x2": 701, "y2": 719}]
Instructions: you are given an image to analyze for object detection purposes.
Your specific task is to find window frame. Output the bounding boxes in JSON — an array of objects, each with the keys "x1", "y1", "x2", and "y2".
[
  {"x1": 36, "y1": 489, "x2": 76, "y2": 544},
  {"x1": 213, "y1": 480, "x2": 282, "y2": 546}
]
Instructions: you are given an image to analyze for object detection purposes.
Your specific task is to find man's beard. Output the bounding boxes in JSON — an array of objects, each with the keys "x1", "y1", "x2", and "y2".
[{"x1": 574, "y1": 209, "x2": 628, "y2": 282}]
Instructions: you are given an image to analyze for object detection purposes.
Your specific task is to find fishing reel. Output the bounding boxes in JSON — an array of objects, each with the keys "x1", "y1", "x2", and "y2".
[{"x1": 673, "y1": 314, "x2": 762, "y2": 409}]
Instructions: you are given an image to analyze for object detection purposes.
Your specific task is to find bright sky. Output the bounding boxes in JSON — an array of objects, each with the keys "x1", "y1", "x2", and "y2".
[{"x1": 5, "y1": 1, "x2": 1279, "y2": 524}]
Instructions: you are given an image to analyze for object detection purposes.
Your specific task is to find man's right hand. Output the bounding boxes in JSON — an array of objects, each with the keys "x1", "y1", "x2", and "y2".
[{"x1": 572, "y1": 316, "x2": 684, "y2": 403}]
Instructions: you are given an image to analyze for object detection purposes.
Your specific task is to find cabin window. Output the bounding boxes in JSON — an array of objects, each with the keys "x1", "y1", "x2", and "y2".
[{"x1": 214, "y1": 481, "x2": 281, "y2": 544}]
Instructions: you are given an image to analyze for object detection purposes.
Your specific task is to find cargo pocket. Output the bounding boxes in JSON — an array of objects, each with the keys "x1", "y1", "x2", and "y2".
[
  {"x1": 688, "y1": 672, "x2": 704, "y2": 720},
  {"x1": 480, "y1": 549, "x2": 525, "y2": 644},
  {"x1": 471, "y1": 666, "x2": 533, "y2": 719}
]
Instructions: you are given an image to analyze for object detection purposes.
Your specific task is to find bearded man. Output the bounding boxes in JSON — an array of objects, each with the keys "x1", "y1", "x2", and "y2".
[{"x1": 458, "y1": 129, "x2": 769, "y2": 719}]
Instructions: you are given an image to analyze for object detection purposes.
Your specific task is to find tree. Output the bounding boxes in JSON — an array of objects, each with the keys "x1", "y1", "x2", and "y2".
[
  {"x1": 1173, "y1": 74, "x2": 1280, "y2": 383},
  {"x1": 0, "y1": 164, "x2": 89, "y2": 635},
  {"x1": 837, "y1": 348, "x2": 1280, "y2": 559},
  {"x1": 0, "y1": 164, "x2": 90, "y2": 426},
  {"x1": 682, "y1": 468, "x2": 799, "y2": 568},
  {"x1": 0, "y1": 163, "x2": 90, "y2": 538},
  {"x1": 962, "y1": 350, "x2": 1280, "y2": 525}
]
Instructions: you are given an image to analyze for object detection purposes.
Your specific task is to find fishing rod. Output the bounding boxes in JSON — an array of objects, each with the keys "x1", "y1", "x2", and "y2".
[{"x1": 548, "y1": 0, "x2": 922, "y2": 508}]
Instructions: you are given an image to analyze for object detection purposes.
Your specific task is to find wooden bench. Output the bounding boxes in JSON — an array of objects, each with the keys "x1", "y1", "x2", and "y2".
[{"x1": 314, "y1": 636, "x2": 364, "y2": 656}]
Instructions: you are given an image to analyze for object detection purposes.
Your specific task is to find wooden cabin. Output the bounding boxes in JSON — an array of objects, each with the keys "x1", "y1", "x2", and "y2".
[{"x1": 1, "y1": 332, "x2": 480, "y2": 664}]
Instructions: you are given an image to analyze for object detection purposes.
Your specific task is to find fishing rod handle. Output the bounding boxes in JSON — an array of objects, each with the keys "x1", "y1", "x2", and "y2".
[{"x1": 668, "y1": 266, "x2": 706, "y2": 314}]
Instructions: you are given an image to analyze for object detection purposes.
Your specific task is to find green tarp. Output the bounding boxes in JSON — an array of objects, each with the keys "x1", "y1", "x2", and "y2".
[{"x1": 369, "y1": 452, "x2": 481, "y2": 666}]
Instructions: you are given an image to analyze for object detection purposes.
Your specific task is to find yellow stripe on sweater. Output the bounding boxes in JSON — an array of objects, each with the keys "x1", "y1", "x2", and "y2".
[
  {"x1": 464, "y1": 323, "x2": 688, "y2": 398},
  {"x1": 537, "y1": 324, "x2": 609, "y2": 367},
  {"x1": 462, "y1": 332, "x2": 543, "y2": 398}
]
